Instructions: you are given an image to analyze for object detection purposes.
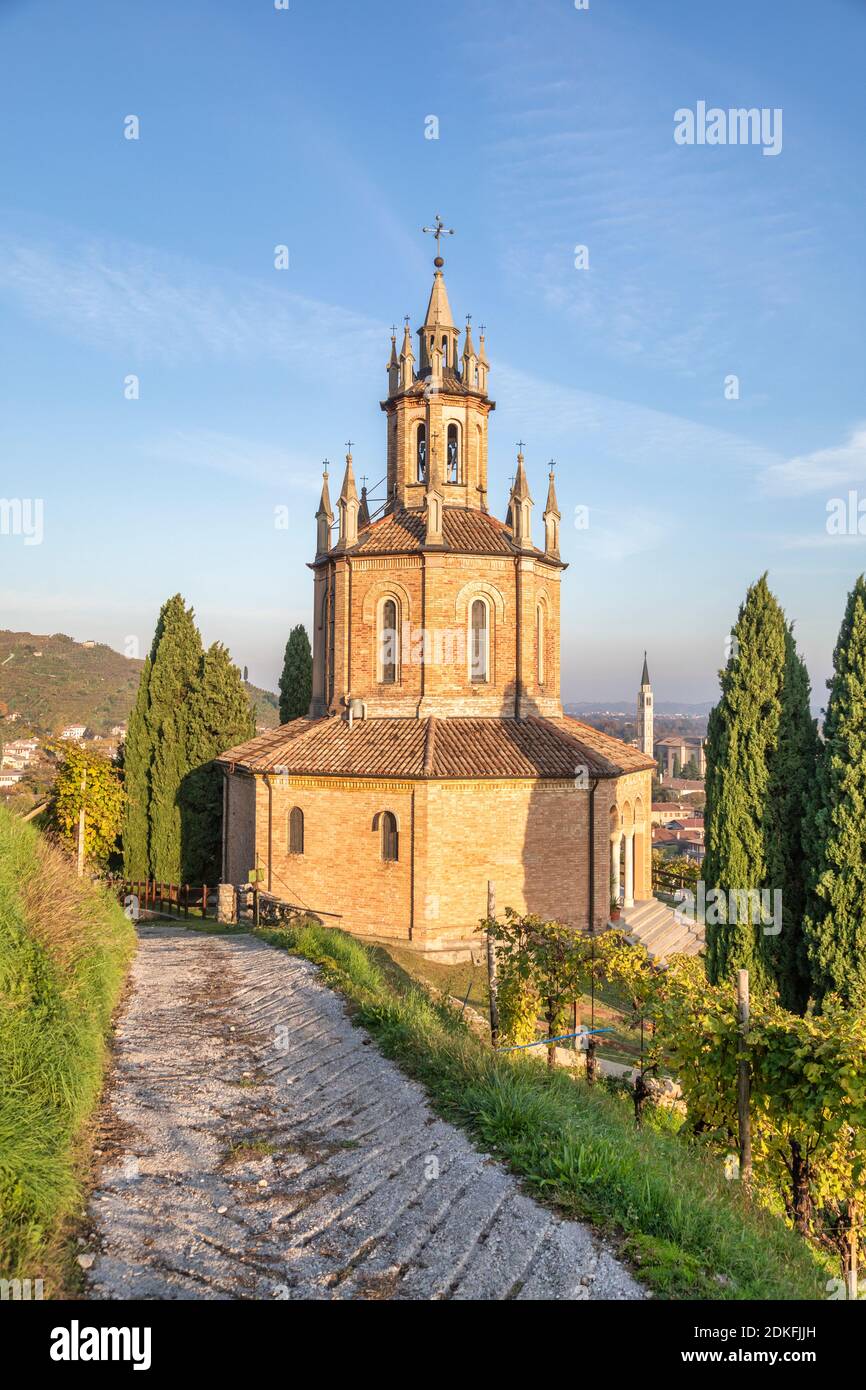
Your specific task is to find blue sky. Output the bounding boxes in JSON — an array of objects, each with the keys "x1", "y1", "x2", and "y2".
[{"x1": 1, "y1": 0, "x2": 864, "y2": 705}]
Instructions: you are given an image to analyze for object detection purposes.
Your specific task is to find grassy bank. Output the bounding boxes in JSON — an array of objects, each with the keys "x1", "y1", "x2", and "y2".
[
  {"x1": 0, "y1": 807, "x2": 135, "y2": 1291},
  {"x1": 254, "y1": 919, "x2": 827, "y2": 1301}
]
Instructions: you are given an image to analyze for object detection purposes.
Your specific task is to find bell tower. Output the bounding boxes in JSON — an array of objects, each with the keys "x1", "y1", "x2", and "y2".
[
  {"x1": 381, "y1": 216, "x2": 495, "y2": 513},
  {"x1": 637, "y1": 652, "x2": 653, "y2": 757}
]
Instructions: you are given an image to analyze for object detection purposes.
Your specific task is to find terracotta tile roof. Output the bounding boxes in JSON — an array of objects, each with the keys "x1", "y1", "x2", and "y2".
[
  {"x1": 218, "y1": 714, "x2": 656, "y2": 781},
  {"x1": 353, "y1": 506, "x2": 524, "y2": 556}
]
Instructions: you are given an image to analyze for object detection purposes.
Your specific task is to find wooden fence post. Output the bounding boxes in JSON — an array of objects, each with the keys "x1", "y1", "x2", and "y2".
[
  {"x1": 486, "y1": 880, "x2": 499, "y2": 1050},
  {"x1": 737, "y1": 968, "x2": 752, "y2": 1185}
]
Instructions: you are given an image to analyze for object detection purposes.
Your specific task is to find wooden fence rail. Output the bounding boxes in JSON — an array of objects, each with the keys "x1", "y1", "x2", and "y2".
[{"x1": 115, "y1": 879, "x2": 219, "y2": 920}]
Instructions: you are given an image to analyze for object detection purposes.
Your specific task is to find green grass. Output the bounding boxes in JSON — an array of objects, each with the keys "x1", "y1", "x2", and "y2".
[
  {"x1": 254, "y1": 919, "x2": 827, "y2": 1302},
  {"x1": 0, "y1": 807, "x2": 135, "y2": 1290}
]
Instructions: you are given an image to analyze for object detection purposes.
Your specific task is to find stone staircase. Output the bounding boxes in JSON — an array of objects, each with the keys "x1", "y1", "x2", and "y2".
[{"x1": 620, "y1": 898, "x2": 704, "y2": 963}]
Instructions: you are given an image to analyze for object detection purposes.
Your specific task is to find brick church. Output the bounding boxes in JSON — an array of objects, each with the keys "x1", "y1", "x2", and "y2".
[{"x1": 219, "y1": 228, "x2": 654, "y2": 957}]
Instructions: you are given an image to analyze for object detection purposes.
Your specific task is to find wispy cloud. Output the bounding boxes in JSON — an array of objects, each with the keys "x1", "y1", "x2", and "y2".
[
  {"x1": 762, "y1": 425, "x2": 866, "y2": 496},
  {"x1": 494, "y1": 362, "x2": 782, "y2": 480},
  {"x1": 0, "y1": 232, "x2": 384, "y2": 374},
  {"x1": 143, "y1": 430, "x2": 321, "y2": 490}
]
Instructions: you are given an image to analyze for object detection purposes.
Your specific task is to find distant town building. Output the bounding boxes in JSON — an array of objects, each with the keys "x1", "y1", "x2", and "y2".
[
  {"x1": 660, "y1": 776, "x2": 705, "y2": 797},
  {"x1": 655, "y1": 736, "x2": 706, "y2": 778},
  {"x1": 0, "y1": 770, "x2": 24, "y2": 790},
  {"x1": 651, "y1": 801, "x2": 696, "y2": 826},
  {"x1": 60, "y1": 724, "x2": 87, "y2": 742},
  {"x1": 110, "y1": 724, "x2": 127, "y2": 740},
  {"x1": 637, "y1": 652, "x2": 653, "y2": 757}
]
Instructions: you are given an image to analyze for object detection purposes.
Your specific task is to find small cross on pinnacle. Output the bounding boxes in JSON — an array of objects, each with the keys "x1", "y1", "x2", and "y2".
[
  {"x1": 516, "y1": 440, "x2": 526, "y2": 455},
  {"x1": 390, "y1": 325, "x2": 397, "y2": 338},
  {"x1": 466, "y1": 313, "x2": 472, "y2": 325},
  {"x1": 345, "y1": 440, "x2": 354, "y2": 457},
  {"x1": 479, "y1": 323, "x2": 486, "y2": 336},
  {"x1": 322, "y1": 458, "x2": 329, "y2": 476},
  {"x1": 360, "y1": 474, "x2": 368, "y2": 490},
  {"x1": 548, "y1": 458, "x2": 556, "y2": 472}
]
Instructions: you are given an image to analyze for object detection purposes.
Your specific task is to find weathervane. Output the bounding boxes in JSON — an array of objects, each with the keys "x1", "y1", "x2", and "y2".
[{"x1": 422, "y1": 214, "x2": 455, "y2": 268}]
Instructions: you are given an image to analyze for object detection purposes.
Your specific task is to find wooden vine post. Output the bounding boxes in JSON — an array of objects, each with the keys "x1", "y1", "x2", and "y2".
[
  {"x1": 486, "y1": 880, "x2": 499, "y2": 1050},
  {"x1": 737, "y1": 968, "x2": 752, "y2": 1186}
]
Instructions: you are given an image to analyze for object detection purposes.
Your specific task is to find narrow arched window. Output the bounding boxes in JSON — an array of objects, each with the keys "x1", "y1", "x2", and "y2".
[
  {"x1": 416, "y1": 422, "x2": 426, "y2": 482},
  {"x1": 442, "y1": 334, "x2": 449, "y2": 368},
  {"x1": 288, "y1": 807, "x2": 304, "y2": 855},
  {"x1": 470, "y1": 598, "x2": 489, "y2": 683},
  {"x1": 381, "y1": 598, "x2": 398, "y2": 684},
  {"x1": 381, "y1": 811, "x2": 399, "y2": 862},
  {"x1": 537, "y1": 605, "x2": 545, "y2": 685},
  {"x1": 447, "y1": 423, "x2": 459, "y2": 483}
]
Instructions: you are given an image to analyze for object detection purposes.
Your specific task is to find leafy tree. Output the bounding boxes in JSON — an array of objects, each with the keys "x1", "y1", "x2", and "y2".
[
  {"x1": 803, "y1": 576, "x2": 866, "y2": 1009},
  {"x1": 146, "y1": 596, "x2": 203, "y2": 883},
  {"x1": 704, "y1": 576, "x2": 786, "y2": 992},
  {"x1": 48, "y1": 743, "x2": 124, "y2": 869},
  {"x1": 278, "y1": 625, "x2": 312, "y2": 724},
  {"x1": 679, "y1": 756, "x2": 701, "y2": 781},
  {"x1": 122, "y1": 654, "x2": 152, "y2": 878},
  {"x1": 181, "y1": 643, "x2": 255, "y2": 883},
  {"x1": 764, "y1": 627, "x2": 819, "y2": 1012}
]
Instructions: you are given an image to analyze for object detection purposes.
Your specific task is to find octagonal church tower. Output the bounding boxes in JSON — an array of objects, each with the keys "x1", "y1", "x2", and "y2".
[{"x1": 219, "y1": 233, "x2": 655, "y2": 957}]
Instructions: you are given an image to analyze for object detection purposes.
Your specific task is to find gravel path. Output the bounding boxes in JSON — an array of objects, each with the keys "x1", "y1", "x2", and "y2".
[{"x1": 85, "y1": 924, "x2": 645, "y2": 1301}]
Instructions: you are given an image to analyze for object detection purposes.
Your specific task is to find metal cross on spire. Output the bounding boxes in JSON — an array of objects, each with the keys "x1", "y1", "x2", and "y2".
[
  {"x1": 422, "y1": 214, "x2": 455, "y2": 266},
  {"x1": 516, "y1": 439, "x2": 526, "y2": 454},
  {"x1": 344, "y1": 439, "x2": 354, "y2": 455}
]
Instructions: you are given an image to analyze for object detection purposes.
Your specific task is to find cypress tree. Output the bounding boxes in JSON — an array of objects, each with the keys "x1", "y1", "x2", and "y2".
[
  {"x1": 278, "y1": 625, "x2": 313, "y2": 723},
  {"x1": 704, "y1": 576, "x2": 786, "y2": 990},
  {"x1": 764, "y1": 626, "x2": 819, "y2": 1012},
  {"x1": 181, "y1": 643, "x2": 255, "y2": 883},
  {"x1": 146, "y1": 595, "x2": 202, "y2": 883},
  {"x1": 803, "y1": 575, "x2": 866, "y2": 1008},
  {"x1": 122, "y1": 653, "x2": 152, "y2": 878}
]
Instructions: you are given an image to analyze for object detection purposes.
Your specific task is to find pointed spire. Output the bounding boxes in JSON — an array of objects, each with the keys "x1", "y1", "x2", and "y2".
[
  {"x1": 316, "y1": 461, "x2": 334, "y2": 555},
  {"x1": 422, "y1": 270, "x2": 456, "y2": 330},
  {"x1": 512, "y1": 447, "x2": 530, "y2": 501},
  {"x1": 543, "y1": 460, "x2": 560, "y2": 559},
  {"x1": 508, "y1": 443, "x2": 533, "y2": 547},
  {"x1": 336, "y1": 448, "x2": 360, "y2": 549},
  {"x1": 462, "y1": 315, "x2": 477, "y2": 387},
  {"x1": 387, "y1": 327, "x2": 400, "y2": 396},
  {"x1": 641, "y1": 651, "x2": 650, "y2": 687},
  {"x1": 359, "y1": 482, "x2": 370, "y2": 529},
  {"x1": 399, "y1": 316, "x2": 414, "y2": 390}
]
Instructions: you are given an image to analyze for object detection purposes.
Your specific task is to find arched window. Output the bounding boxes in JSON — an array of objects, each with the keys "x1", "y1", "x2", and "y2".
[
  {"x1": 447, "y1": 423, "x2": 459, "y2": 483},
  {"x1": 470, "y1": 598, "x2": 489, "y2": 683},
  {"x1": 537, "y1": 605, "x2": 545, "y2": 685},
  {"x1": 381, "y1": 811, "x2": 399, "y2": 862},
  {"x1": 288, "y1": 807, "x2": 304, "y2": 855},
  {"x1": 380, "y1": 598, "x2": 398, "y2": 684},
  {"x1": 441, "y1": 334, "x2": 449, "y2": 368},
  {"x1": 416, "y1": 422, "x2": 426, "y2": 482}
]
